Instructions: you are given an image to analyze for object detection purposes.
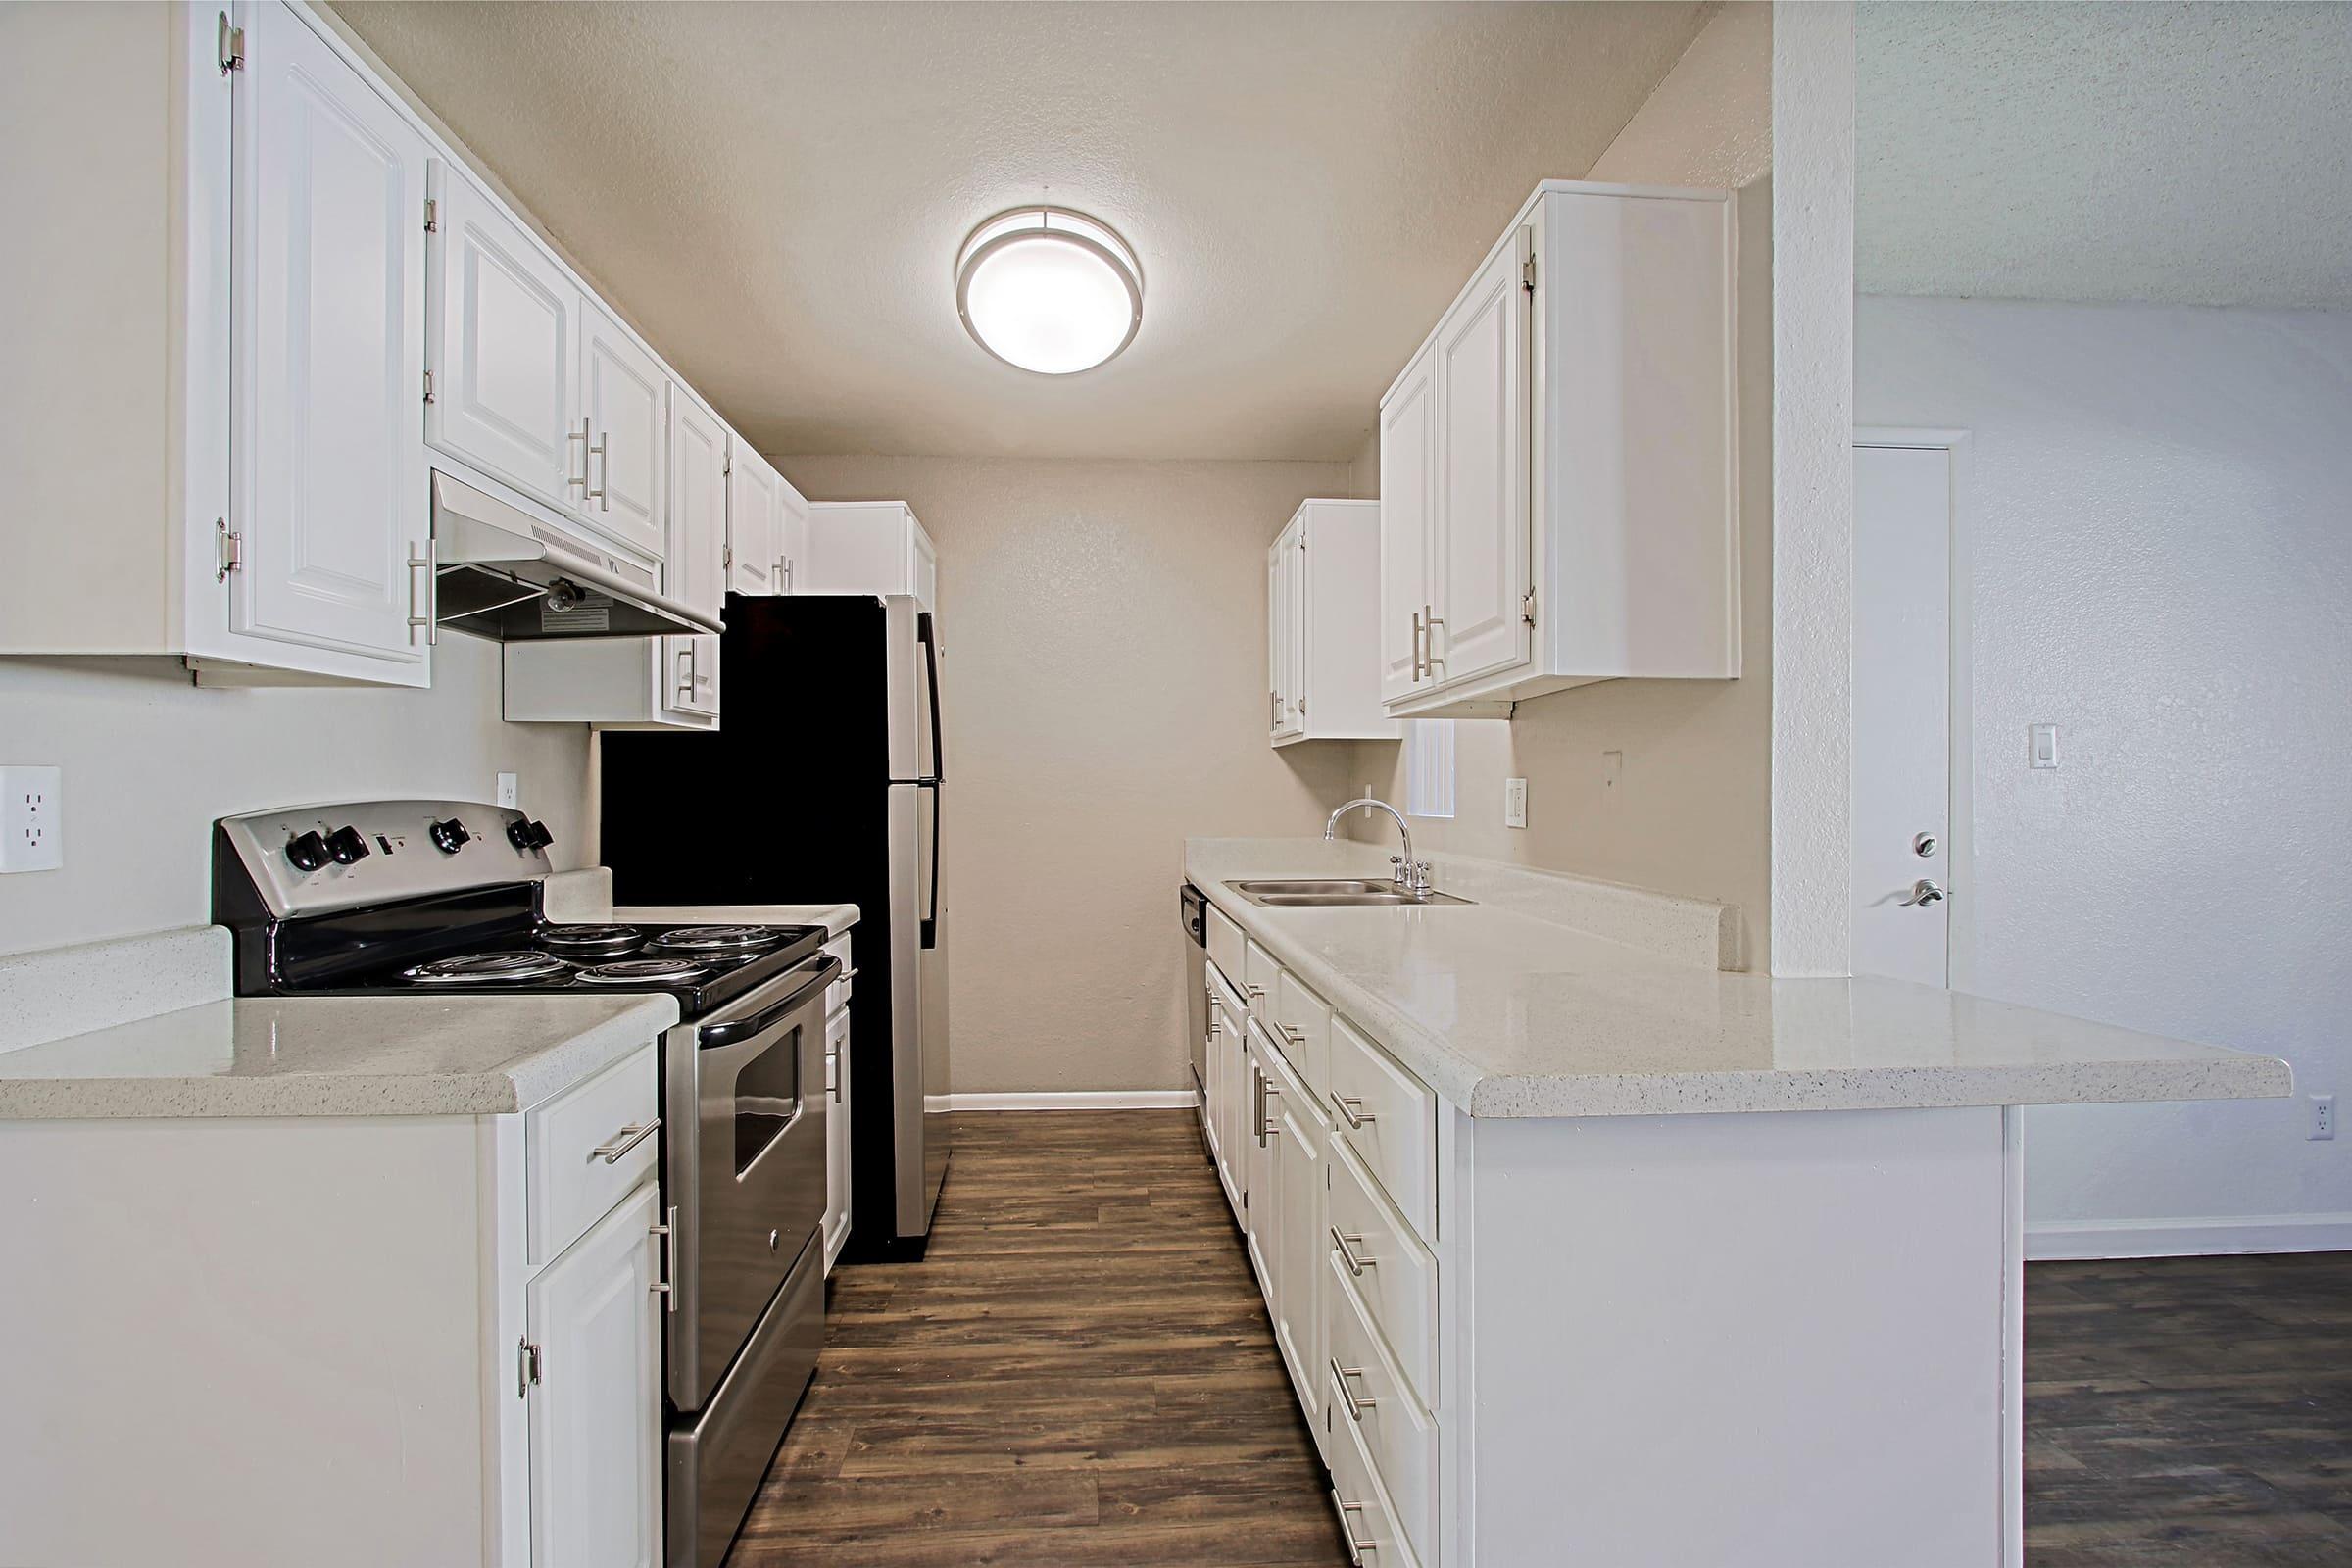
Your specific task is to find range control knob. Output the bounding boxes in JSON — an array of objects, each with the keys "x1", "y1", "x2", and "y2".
[
  {"x1": 323, "y1": 825, "x2": 371, "y2": 865},
  {"x1": 428, "y1": 817, "x2": 472, "y2": 855},
  {"x1": 507, "y1": 818, "x2": 555, "y2": 853},
  {"x1": 284, "y1": 830, "x2": 330, "y2": 873}
]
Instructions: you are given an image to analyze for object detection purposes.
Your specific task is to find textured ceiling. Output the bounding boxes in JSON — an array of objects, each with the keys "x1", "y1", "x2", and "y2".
[
  {"x1": 1858, "y1": 2, "x2": 2352, "y2": 308},
  {"x1": 332, "y1": 1, "x2": 1711, "y2": 461}
]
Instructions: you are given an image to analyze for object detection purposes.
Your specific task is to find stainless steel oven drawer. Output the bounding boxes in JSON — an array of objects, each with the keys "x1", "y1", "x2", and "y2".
[{"x1": 665, "y1": 1229, "x2": 823, "y2": 1568}]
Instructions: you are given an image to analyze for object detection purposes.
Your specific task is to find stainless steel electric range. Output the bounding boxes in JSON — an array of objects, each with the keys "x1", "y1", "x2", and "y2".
[{"x1": 213, "y1": 799, "x2": 837, "y2": 1568}]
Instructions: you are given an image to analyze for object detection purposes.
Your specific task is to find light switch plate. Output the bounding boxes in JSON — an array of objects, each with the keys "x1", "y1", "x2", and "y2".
[
  {"x1": 1504, "y1": 777, "x2": 1529, "y2": 829},
  {"x1": 2029, "y1": 724, "x2": 2060, "y2": 769},
  {"x1": 0, "y1": 766, "x2": 64, "y2": 873}
]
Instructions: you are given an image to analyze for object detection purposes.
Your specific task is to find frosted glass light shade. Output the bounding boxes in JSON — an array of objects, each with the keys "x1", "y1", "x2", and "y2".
[{"x1": 956, "y1": 208, "x2": 1143, "y2": 375}]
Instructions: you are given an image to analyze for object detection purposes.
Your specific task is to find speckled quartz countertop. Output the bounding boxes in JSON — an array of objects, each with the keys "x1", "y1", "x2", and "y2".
[
  {"x1": 0, "y1": 992, "x2": 682, "y2": 1114},
  {"x1": 0, "y1": 921, "x2": 678, "y2": 1120},
  {"x1": 0, "y1": 991, "x2": 678, "y2": 1119},
  {"x1": 1187, "y1": 838, "x2": 2292, "y2": 1118}
]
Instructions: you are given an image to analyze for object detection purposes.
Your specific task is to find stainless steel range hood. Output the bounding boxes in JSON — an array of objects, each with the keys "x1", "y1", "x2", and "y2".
[{"x1": 429, "y1": 470, "x2": 723, "y2": 641}]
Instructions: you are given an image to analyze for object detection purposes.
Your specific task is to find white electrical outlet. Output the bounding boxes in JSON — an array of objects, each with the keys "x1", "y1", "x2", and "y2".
[
  {"x1": 496, "y1": 772, "x2": 520, "y2": 809},
  {"x1": 0, "y1": 766, "x2": 64, "y2": 873},
  {"x1": 2312, "y1": 1094, "x2": 2335, "y2": 1141},
  {"x1": 1504, "y1": 777, "x2": 1529, "y2": 829}
]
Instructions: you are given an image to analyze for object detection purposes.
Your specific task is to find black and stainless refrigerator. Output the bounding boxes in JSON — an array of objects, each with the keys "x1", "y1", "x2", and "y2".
[{"x1": 601, "y1": 593, "x2": 951, "y2": 1260}]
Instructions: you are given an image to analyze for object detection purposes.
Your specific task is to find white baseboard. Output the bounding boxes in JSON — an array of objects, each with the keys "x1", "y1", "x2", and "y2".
[
  {"x1": 2027, "y1": 1211, "x2": 2352, "y2": 1261},
  {"x1": 944, "y1": 1090, "x2": 1200, "y2": 1112}
]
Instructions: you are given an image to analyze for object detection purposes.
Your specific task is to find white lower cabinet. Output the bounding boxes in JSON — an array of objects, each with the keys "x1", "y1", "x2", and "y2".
[
  {"x1": 0, "y1": 1041, "x2": 669, "y2": 1566},
  {"x1": 526, "y1": 1184, "x2": 664, "y2": 1568},
  {"x1": 823, "y1": 1002, "x2": 853, "y2": 1273},
  {"x1": 1208, "y1": 896, "x2": 2026, "y2": 1568}
]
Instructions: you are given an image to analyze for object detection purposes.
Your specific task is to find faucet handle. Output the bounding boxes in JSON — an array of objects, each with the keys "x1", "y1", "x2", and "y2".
[{"x1": 1390, "y1": 855, "x2": 1406, "y2": 885}]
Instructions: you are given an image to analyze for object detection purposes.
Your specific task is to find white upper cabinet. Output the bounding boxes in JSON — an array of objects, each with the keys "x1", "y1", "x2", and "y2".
[
  {"x1": 577, "y1": 302, "x2": 668, "y2": 563},
  {"x1": 425, "y1": 164, "x2": 581, "y2": 514},
  {"x1": 1378, "y1": 352, "x2": 1436, "y2": 707},
  {"x1": 724, "y1": 439, "x2": 782, "y2": 597},
  {"x1": 1431, "y1": 225, "x2": 1534, "y2": 692},
  {"x1": 1268, "y1": 501, "x2": 1397, "y2": 747},
  {"x1": 805, "y1": 502, "x2": 938, "y2": 611},
  {"x1": 660, "y1": 386, "x2": 726, "y2": 721},
  {"x1": 233, "y1": 3, "x2": 431, "y2": 673},
  {"x1": 777, "y1": 479, "x2": 810, "y2": 596},
  {"x1": 1378, "y1": 181, "x2": 1738, "y2": 717}
]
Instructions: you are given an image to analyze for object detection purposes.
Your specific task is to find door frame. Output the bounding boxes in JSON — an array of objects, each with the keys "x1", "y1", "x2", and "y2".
[{"x1": 1852, "y1": 426, "x2": 1975, "y2": 991}]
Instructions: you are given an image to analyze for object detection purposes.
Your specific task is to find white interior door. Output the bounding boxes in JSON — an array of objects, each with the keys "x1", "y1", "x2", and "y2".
[
  {"x1": 1379, "y1": 355, "x2": 1436, "y2": 704},
  {"x1": 235, "y1": 6, "x2": 429, "y2": 667},
  {"x1": 1432, "y1": 226, "x2": 1532, "y2": 689},
  {"x1": 1851, "y1": 442, "x2": 1954, "y2": 986}
]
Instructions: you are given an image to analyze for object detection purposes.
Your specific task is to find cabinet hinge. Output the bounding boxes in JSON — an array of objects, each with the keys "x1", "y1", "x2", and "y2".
[
  {"x1": 722, "y1": 543, "x2": 733, "y2": 569},
  {"x1": 517, "y1": 1338, "x2": 542, "y2": 1397},
  {"x1": 422, "y1": 368, "x2": 435, "y2": 405},
  {"x1": 1522, "y1": 586, "x2": 1537, "y2": 626},
  {"x1": 1523, "y1": 254, "x2": 1537, "y2": 296},
  {"x1": 214, "y1": 518, "x2": 242, "y2": 582},
  {"x1": 423, "y1": 197, "x2": 438, "y2": 234},
  {"x1": 217, "y1": 12, "x2": 245, "y2": 74}
]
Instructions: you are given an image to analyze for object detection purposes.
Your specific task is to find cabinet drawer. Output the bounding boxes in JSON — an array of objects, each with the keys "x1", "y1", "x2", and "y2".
[
  {"x1": 1245, "y1": 939, "x2": 1281, "y2": 1020},
  {"x1": 1273, "y1": 969, "x2": 1331, "y2": 1102},
  {"x1": 1206, "y1": 901, "x2": 1246, "y2": 992},
  {"x1": 1329, "y1": 1014, "x2": 1438, "y2": 1246},
  {"x1": 823, "y1": 932, "x2": 854, "y2": 1015},
  {"x1": 1327, "y1": 1254, "x2": 1436, "y2": 1566},
  {"x1": 1328, "y1": 1135, "x2": 1439, "y2": 1410},
  {"x1": 1327, "y1": 1372, "x2": 1421, "y2": 1568},
  {"x1": 527, "y1": 1044, "x2": 661, "y2": 1266}
]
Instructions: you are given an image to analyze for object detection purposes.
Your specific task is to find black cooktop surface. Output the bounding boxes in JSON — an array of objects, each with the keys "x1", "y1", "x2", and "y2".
[{"x1": 324, "y1": 921, "x2": 828, "y2": 1019}]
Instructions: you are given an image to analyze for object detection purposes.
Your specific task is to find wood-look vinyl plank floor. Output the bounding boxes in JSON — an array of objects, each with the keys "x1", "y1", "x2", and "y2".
[
  {"x1": 728, "y1": 1110, "x2": 1348, "y2": 1567},
  {"x1": 729, "y1": 1109, "x2": 2352, "y2": 1566}
]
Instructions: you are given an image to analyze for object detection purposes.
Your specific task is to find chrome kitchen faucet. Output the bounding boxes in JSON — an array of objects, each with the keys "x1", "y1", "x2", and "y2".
[{"x1": 1324, "y1": 797, "x2": 1433, "y2": 894}]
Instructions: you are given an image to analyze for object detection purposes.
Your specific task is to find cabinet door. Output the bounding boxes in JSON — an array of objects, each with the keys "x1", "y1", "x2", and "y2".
[
  {"x1": 777, "y1": 478, "x2": 810, "y2": 595},
  {"x1": 579, "y1": 303, "x2": 667, "y2": 562},
  {"x1": 233, "y1": 7, "x2": 430, "y2": 672},
  {"x1": 725, "y1": 437, "x2": 781, "y2": 597},
  {"x1": 662, "y1": 389, "x2": 726, "y2": 719},
  {"x1": 906, "y1": 512, "x2": 939, "y2": 612},
  {"x1": 1432, "y1": 225, "x2": 1533, "y2": 689},
  {"x1": 1271, "y1": 1054, "x2": 1325, "y2": 1442},
  {"x1": 1210, "y1": 990, "x2": 1246, "y2": 1219},
  {"x1": 426, "y1": 165, "x2": 581, "y2": 511},
  {"x1": 1283, "y1": 524, "x2": 1307, "y2": 733},
  {"x1": 526, "y1": 1183, "x2": 662, "y2": 1568},
  {"x1": 1243, "y1": 1028, "x2": 1277, "y2": 1299},
  {"x1": 824, "y1": 1007, "x2": 851, "y2": 1271},
  {"x1": 1379, "y1": 351, "x2": 1436, "y2": 704}
]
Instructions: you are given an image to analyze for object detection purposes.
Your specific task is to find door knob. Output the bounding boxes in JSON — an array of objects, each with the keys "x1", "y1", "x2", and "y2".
[{"x1": 1905, "y1": 879, "x2": 1947, "y2": 906}]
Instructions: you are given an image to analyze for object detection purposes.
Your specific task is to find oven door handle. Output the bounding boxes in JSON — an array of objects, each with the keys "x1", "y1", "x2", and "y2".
[{"x1": 696, "y1": 956, "x2": 842, "y2": 1050}]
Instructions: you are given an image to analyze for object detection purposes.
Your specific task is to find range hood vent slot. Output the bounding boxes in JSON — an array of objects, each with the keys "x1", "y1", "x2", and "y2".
[{"x1": 428, "y1": 470, "x2": 722, "y2": 642}]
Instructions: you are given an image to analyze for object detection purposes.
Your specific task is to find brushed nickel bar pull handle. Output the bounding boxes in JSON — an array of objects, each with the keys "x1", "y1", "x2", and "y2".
[
  {"x1": 1331, "y1": 1226, "x2": 1376, "y2": 1277},
  {"x1": 674, "y1": 646, "x2": 696, "y2": 702},
  {"x1": 1260, "y1": 1079, "x2": 1283, "y2": 1139},
  {"x1": 588, "y1": 429, "x2": 609, "y2": 508},
  {"x1": 1424, "y1": 603, "x2": 1445, "y2": 668},
  {"x1": 648, "y1": 1205, "x2": 678, "y2": 1312},
  {"x1": 1410, "y1": 611, "x2": 1425, "y2": 680},
  {"x1": 567, "y1": 418, "x2": 590, "y2": 492},
  {"x1": 1329, "y1": 1490, "x2": 1377, "y2": 1562},
  {"x1": 1329, "y1": 1090, "x2": 1376, "y2": 1131},
  {"x1": 407, "y1": 540, "x2": 436, "y2": 646},
  {"x1": 1329, "y1": 1358, "x2": 1377, "y2": 1423},
  {"x1": 592, "y1": 1118, "x2": 660, "y2": 1163}
]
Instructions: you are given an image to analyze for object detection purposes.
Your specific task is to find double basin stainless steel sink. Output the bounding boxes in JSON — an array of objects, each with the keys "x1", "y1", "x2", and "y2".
[{"x1": 1226, "y1": 878, "x2": 1474, "y2": 908}]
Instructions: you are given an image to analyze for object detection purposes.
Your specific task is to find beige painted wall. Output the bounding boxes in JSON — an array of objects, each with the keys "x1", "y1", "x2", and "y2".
[
  {"x1": 1340, "y1": 3, "x2": 1778, "y2": 968},
  {"x1": 774, "y1": 456, "x2": 1364, "y2": 1095}
]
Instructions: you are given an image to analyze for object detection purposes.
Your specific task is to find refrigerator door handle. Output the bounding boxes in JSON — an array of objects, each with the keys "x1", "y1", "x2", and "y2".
[
  {"x1": 916, "y1": 779, "x2": 940, "y2": 950},
  {"x1": 917, "y1": 612, "x2": 945, "y2": 786}
]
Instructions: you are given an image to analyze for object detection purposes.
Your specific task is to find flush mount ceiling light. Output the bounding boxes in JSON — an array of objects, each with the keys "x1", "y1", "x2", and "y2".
[{"x1": 955, "y1": 207, "x2": 1143, "y2": 375}]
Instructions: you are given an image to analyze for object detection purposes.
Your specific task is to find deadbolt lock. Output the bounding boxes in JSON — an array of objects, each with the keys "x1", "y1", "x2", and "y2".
[{"x1": 1913, "y1": 833, "x2": 1937, "y2": 858}]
